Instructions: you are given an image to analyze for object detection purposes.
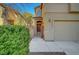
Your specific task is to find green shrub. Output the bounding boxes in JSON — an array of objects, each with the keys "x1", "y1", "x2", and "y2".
[{"x1": 0, "y1": 25, "x2": 30, "y2": 55}]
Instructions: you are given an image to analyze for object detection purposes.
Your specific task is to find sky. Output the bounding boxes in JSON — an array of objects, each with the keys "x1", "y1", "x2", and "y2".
[{"x1": 6, "y1": 3, "x2": 40, "y2": 15}]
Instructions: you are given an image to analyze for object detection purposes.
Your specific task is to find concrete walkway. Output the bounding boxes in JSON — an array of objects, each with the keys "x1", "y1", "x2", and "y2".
[{"x1": 30, "y1": 37, "x2": 79, "y2": 55}]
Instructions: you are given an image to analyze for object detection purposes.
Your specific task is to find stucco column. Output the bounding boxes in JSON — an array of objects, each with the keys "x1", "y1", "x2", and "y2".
[{"x1": 44, "y1": 16, "x2": 54, "y2": 41}]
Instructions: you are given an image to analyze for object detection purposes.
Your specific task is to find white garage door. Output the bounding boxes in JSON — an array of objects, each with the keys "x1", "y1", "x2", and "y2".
[{"x1": 54, "y1": 21, "x2": 79, "y2": 41}]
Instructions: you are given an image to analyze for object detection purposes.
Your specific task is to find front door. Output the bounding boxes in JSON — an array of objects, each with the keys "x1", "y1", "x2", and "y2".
[{"x1": 37, "y1": 21, "x2": 43, "y2": 38}]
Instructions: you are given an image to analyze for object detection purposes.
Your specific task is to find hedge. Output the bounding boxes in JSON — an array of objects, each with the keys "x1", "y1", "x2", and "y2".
[{"x1": 0, "y1": 25, "x2": 30, "y2": 55}]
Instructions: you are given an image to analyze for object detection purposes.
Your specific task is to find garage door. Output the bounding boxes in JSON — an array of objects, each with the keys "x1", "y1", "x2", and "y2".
[{"x1": 54, "y1": 20, "x2": 79, "y2": 41}]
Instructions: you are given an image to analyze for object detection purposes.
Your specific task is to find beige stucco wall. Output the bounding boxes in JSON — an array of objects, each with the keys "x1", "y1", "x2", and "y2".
[
  {"x1": 45, "y1": 3, "x2": 69, "y2": 12},
  {"x1": 43, "y1": 3, "x2": 79, "y2": 41},
  {"x1": 46, "y1": 13, "x2": 79, "y2": 20},
  {"x1": 44, "y1": 19, "x2": 54, "y2": 41}
]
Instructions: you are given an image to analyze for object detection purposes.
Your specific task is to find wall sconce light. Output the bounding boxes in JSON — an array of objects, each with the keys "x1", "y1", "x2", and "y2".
[
  {"x1": 46, "y1": 15, "x2": 53, "y2": 23},
  {"x1": 48, "y1": 18, "x2": 51, "y2": 22}
]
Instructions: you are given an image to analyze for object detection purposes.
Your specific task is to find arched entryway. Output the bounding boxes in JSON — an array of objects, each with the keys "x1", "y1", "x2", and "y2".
[{"x1": 33, "y1": 17, "x2": 44, "y2": 39}]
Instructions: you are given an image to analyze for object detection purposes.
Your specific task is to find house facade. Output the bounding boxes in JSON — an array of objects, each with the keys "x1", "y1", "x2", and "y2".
[
  {"x1": 34, "y1": 3, "x2": 79, "y2": 41},
  {"x1": 3, "y1": 6, "x2": 26, "y2": 25},
  {"x1": 0, "y1": 3, "x2": 26, "y2": 26}
]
